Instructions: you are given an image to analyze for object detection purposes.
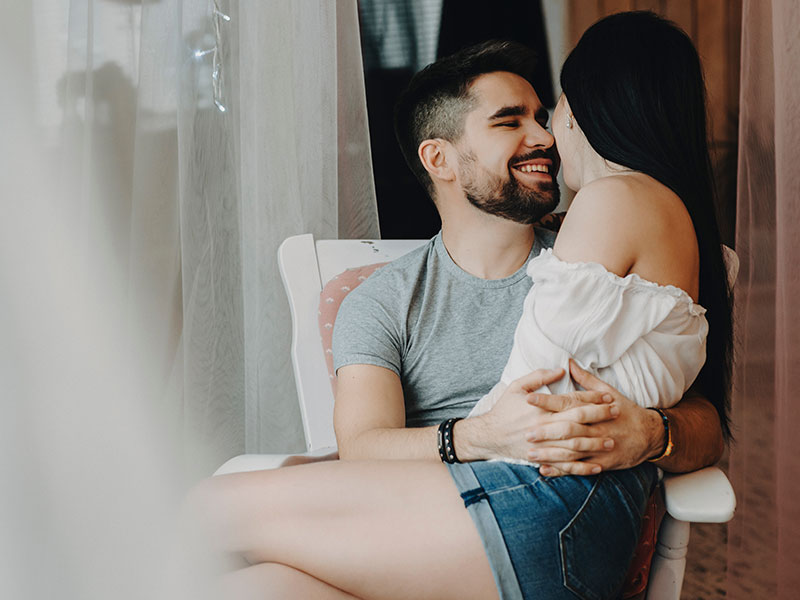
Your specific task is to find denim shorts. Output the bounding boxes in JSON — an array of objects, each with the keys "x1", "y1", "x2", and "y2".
[{"x1": 446, "y1": 461, "x2": 657, "y2": 600}]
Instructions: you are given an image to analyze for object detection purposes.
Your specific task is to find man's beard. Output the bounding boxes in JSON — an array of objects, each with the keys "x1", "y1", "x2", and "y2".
[{"x1": 458, "y1": 150, "x2": 560, "y2": 225}]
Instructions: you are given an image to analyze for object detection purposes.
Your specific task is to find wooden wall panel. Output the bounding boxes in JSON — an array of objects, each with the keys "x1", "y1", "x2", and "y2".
[
  {"x1": 663, "y1": 0, "x2": 694, "y2": 38},
  {"x1": 634, "y1": 0, "x2": 663, "y2": 13},
  {"x1": 568, "y1": 1, "x2": 603, "y2": 47},
  {"x1": 696, "y1": 0, "x2": 728, "y2": 141},
  {"x1": 603, "y1": 0, "x2": 635, "y2": 15},
  {"x1": 725, "y1": 0, "x2": 743, "y2": 137}
]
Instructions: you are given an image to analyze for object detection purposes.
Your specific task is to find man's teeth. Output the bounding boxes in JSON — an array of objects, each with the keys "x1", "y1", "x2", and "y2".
[{"x1": 516, "y1": 164, "x2": 549, "y2": 173}]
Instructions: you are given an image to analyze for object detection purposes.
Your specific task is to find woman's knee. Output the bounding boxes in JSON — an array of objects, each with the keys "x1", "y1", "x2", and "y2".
[
  {"x1": 218, "y1": 563, "x2": 359, "y2": 600},
  {"x1": 181, "y1": 473, "x2": 272, "y2": 552}
]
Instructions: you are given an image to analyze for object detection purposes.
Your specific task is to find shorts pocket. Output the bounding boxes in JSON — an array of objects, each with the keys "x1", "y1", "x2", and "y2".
[{"x1": 558, "y1": 474, "x2": 643, "y2": 600}]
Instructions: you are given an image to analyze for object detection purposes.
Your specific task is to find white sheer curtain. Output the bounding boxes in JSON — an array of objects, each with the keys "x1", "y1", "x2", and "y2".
[
  {"x1": 38, "y1": 0, "x2": 377, "y2": 478},
  {"x1": 179, "y1": 0, "x2": 379, "y2": 476},
  {"x1": 1, "y1": 0, "x2": 377, "y2": 597},
  {"x1": 728, "y1": 0, "x2": 800, "y2": 596}
]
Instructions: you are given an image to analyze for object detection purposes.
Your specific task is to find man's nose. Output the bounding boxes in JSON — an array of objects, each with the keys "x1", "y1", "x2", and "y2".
[{"x1": 523, "y1": 121, "x2": 554, "y2": 149}]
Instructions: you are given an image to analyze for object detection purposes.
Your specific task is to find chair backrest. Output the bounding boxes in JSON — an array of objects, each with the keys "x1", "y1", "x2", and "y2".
[{"x1": 277, "y1": 234, "x2": 426, "y2": 451}]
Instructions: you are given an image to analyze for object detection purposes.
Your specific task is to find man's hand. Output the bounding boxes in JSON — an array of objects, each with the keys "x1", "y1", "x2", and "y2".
[
  {"x1": 456, "y1": 368, "x2": 620, "y2": 463},
  {"x1": 526, "y1": 361, "x2": 664, "y2": 476}
]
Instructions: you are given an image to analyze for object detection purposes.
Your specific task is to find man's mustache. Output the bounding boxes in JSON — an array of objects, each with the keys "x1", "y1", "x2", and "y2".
[{"x1": 510, "y1": 149, "x2": 556, "y2": 166}]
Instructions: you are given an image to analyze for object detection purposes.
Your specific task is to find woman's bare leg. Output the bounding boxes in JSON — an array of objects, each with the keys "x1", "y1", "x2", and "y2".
[
  {"x1": 219, "y1": 563, "x2": 360, "y2": 600},
  {"x1": 185, "y1": 460, "x2": 499, "y2": 600}
]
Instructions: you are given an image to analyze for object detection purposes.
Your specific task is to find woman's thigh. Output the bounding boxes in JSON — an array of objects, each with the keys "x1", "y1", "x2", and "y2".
[{"x1": 187, "y1": 460, "x2": 500, "y2": 600}]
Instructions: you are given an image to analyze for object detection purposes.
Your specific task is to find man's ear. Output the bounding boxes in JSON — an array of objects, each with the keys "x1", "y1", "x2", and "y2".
[{"x1": 418, "y1": 139, "x2": 456, "y2": 183}]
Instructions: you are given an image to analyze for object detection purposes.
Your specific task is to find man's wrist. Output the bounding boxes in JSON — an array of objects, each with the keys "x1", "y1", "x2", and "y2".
[
  {"x1": 646, "y1": 407, "x2": 674, "y2": 462},
  {"x1": 644, "y1": 407, "x2": 667, "y2": 461},
  {"x1": 452, "y1": 416, "x2": 495, "y2": 462}
]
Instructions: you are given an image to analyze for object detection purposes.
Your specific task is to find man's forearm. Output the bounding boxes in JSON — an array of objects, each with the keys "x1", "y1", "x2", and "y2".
[
  {"x1": 338, "y1": 415, "x2": 509, "y2": 462},
  {"x1": 338, "y1": 425, "x2": 441, "y2": 461},
  {"x1": 338, "y1": 370, "x2": 577, "y2": 463},
  {"x1": 654, "y1": 394, "x2": 725, "y2": 472}
]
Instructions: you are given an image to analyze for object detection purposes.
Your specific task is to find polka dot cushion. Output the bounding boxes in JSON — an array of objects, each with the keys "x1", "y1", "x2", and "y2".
[{"x1": 318, "y1": 262, "x2": 387, "y2": 394}]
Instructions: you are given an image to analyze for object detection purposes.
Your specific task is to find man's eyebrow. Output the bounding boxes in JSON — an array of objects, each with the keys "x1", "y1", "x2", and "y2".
[
  {"x1": 487, "y1": 105, "x2": 527, "y2": 120},
  {"x1": 487, "y1": 105, "x2": 550, "y2": 124}
]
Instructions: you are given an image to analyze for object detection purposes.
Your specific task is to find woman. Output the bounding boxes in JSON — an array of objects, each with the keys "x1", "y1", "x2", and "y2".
[
  {"x1": 184, "y1": 12, "x2": 731, "y2": 600},
  {"x1": 466, "y1": 10, "x2": 732, "y2": 456}
]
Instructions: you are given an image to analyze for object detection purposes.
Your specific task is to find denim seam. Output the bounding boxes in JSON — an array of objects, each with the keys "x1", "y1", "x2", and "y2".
[
  {"x1": 484, "y1": 483, "x2": 535, "y2": 496},
  {"x1": 559, "y1": 475, "x2": 604, "y2": 600},
  {"x1": 606, "y1": 472, "x2": 640, "y2": 516}
]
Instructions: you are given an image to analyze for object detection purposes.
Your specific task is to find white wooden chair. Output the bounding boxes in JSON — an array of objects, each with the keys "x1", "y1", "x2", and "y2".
[{"x1": 216, "y1": 233, "x2": 736, "y2": 600}]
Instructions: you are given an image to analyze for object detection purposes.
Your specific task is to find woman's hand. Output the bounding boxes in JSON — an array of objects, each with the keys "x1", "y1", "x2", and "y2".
[{"x1": 527, "y1": 360, "x2": 664, "y2": 476}]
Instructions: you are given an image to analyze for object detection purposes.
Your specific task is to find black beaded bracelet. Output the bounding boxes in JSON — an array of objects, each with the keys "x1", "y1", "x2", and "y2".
[
  {"x1": 437, "y1": 417, "x2": 463, "y2": 464},
  {"x1": 647, "y1": 407, "x2": 674, "y2": 462}
]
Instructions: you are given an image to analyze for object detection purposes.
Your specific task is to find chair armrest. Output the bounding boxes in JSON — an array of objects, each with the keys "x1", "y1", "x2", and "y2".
[
  {"x1": 662, "y1": 466, "x2": 736, "y2": 523},
  {"x1": 213, "y1": 447, "x2": 338, "y2": 476}
]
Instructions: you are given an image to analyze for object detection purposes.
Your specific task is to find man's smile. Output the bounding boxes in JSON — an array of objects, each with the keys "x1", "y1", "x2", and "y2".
[{"x1": 510, "y1": 158, "x2": 555, "y2": 183}]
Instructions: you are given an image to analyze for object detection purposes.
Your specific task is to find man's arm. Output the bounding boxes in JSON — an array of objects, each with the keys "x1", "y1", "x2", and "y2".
[
  {"x1": 334, "y1": 364, "x2": 438, "y2": 461},
  {"x1": 525, "y1": 361, "x2": 725, "y2": 476},
  {"x1": 650, "y1": 389, "x2": 725, "y2": 473},
  {"x1": 334, "y1": 364, "x2": 618, "y2": 462}
]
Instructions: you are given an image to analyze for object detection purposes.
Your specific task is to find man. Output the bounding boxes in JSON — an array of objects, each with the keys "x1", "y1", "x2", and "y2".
[
  {"x1": 192, "y1": 41, "x2": 724, "y2": 599},
  {"x1": 333, "y1": 40, "x2": 723, "y2": 474}
]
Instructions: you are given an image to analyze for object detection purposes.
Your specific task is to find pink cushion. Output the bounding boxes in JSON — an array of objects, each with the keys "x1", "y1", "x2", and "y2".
[{"x1": 318, "y1": 263, "x2": 387, "y2": 394}]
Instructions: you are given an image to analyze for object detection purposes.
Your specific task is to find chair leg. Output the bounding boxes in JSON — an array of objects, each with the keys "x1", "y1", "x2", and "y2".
[{"x1": 645, "y1": 516, "x2": 690, "y2": 600}]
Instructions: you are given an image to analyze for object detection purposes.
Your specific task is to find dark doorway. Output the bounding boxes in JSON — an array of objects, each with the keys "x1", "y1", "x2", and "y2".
[{"x1": 359, "y1": 0, "x2": 554, "y2": 239}]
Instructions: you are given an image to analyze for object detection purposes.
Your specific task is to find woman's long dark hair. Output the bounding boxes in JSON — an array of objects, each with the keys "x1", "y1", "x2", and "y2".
[{"x1": 560, "y1": 11, "x2": 733, "y2": 439}]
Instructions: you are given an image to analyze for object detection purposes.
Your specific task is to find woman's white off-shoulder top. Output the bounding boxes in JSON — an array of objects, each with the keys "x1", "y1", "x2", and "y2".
[{"x1": 468, "y1": 248, "x2": 708, "y2": 418}]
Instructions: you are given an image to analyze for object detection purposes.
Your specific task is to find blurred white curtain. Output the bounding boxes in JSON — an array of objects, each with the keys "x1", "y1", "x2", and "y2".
[
  {"x1": 2, "y1": 0, "x2": 377, "y2": 597},
  {"x1": 28, "y1": 0, "x2": 377, "y2": 479}
]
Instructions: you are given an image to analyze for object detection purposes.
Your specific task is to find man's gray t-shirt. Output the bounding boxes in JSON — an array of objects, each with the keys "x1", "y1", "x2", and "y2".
[{"x1": 332, "y1": 228, "x2": 557, "y2": 428}]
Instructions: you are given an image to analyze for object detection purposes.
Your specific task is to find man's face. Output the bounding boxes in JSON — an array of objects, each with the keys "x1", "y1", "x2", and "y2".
[{"x1": 455, "y1": 72, "x2": 560, "y2": 224}]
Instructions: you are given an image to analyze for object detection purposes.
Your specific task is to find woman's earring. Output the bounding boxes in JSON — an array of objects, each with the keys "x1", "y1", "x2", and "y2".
[{"x1": 566, "y1": 112, "x2": 574, "y2": 129}]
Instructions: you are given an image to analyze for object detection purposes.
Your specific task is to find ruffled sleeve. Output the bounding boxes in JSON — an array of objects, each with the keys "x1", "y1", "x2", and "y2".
[{"x1": 501, "y1": 249, "x2": 708, "y2": 408}]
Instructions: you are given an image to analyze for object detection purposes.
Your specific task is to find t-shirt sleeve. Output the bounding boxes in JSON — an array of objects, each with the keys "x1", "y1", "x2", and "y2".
[{"x1": 332, "y1": 282, "x2": 404, "y2": 376}]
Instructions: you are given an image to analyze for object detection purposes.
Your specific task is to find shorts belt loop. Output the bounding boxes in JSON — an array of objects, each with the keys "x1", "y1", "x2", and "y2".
[{"x1": 460, "y1": 486, "x2": 488, "y2": 508}]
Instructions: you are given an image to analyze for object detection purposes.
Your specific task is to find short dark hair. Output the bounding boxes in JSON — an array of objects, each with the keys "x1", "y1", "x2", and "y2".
[
  {"x1": 561, "y1": 11, "x2": 734, "y2": 440},
  {"x1": 394, "y1": 40, "x2": 538, "y2": 198}
]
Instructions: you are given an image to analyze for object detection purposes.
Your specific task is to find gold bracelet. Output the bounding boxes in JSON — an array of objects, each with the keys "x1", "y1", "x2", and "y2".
[{"x1": 647, "y1": 407, "x2": 674, "y2": 462}]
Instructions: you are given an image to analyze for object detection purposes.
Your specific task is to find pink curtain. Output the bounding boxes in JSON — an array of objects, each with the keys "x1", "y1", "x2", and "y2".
[{"x1": 728, "y1": 0, "x2": 800, "y2": 597}]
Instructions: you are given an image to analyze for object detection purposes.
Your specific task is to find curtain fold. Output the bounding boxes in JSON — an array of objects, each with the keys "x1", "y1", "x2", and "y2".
[
  {"x1": 728, "y1": 0, "x2": 800, "y2": 597},
  {"x1": 7, "y1": 0, "x2": 379, "y2": 495},
  {"x1": 2, "y1": 0, "x2": 378, "y2": 596},
  {"x1": 178, "y1": 0, "x2": 378, "y2": 473}
]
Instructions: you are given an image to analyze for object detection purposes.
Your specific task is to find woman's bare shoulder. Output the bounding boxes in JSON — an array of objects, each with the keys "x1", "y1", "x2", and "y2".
[
  {"x1": 570, "y1": 173, "x2": 693, "y2": 240},
  {"x1": 553, "y1": 176, "x2": 645, "y2": 277},
  {"x1": 555, "y1": 174, "x2": 698, "y2": 292}
]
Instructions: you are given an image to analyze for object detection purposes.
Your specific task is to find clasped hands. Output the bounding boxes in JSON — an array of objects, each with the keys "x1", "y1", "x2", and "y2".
[{"x1": 479, "y1": 360, "x2": 657, "y2": 476}]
